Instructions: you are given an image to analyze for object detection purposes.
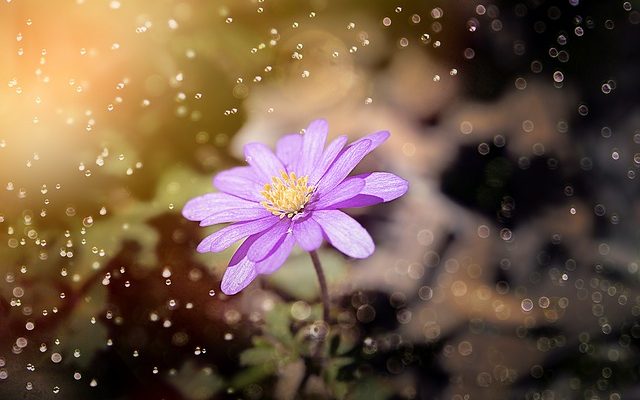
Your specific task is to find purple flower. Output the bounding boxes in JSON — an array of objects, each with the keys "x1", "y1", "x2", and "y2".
[{"x1": 182, "y1": 119, "x2": 408, "y2": 295}]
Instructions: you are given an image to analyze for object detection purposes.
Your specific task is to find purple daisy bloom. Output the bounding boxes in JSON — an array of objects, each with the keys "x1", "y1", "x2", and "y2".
[{"x1": 182, "y1": 119, "x2": 408, "y2": 295}]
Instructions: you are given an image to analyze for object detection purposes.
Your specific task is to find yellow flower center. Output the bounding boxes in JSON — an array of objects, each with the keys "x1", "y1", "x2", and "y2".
[{"x1": 260, "y1": 171, "x2": 314, "y2": 218}]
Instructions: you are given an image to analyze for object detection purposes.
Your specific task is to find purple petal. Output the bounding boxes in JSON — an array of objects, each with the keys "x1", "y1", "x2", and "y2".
[
  {"x1": 199, "y1": 206, "x2": 270, "y2": 227},
  {"x1": 327, "y1": 172, "x2": 409, "y2": 209},
  {"x1": 294, "y1": 119, "x2": 328, "y2": 176},
  {"x1": 244, "y1": 142, "x2": 286, "y2": 183},
  {"x1": 213, "y1": 167, "x2": 264, "y2": 202},
  {"x1": 255, "y1": 233, "x2": 296, "y2": 274},
  {"x1": 309, "y1": 135, "x2": 348, "y2": 185},
  {"x1": 312, "y1": 210, "x2": 374, "y2": 258},
  {"x1": 349, "y1": 130, "x2": 390, "y2": 152},
  {"x1": 183, "y1": 192, "x2": 256, "y2": 221},
  {"x1": 312, "y1": 177, "x2": 365, "y2": 210},
  {"x1": 221, "y1": 257, "x2": 258, "y2": 295},
  {"x1": 315, "y1": 139, "x2": 371, "y2": 196},
  {"x1": 292, "y1": 217, "x2": 323, "y2": 251},
  {"x1": 247, "y1": 219, "x2": 292, "y2": 262},
  {"x1": 228, "y1": 234, "x2": 261, "y2": 267},
  {"x1": 276, "y1": 134, "x2": 302, "y2": 169},
  {"x1": 196, "y1": 216, "x2": 278, "y2": 253}
]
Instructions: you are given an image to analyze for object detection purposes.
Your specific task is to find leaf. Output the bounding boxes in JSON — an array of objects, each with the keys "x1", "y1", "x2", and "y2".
[
  {"x1": 264, "y1": 303, "x2": 295, "y2": 348},
  {"x1": 275, "y1": 358, "x2": 306, "y2": 400},
  {"x1": 330, "y1": 332, "x2": 341, "y2": 355},
  {"x1": 332, "y1": 381, "x2": 350, "y2": 400},
  {"x1": 325, "y1": 356, "x2": 354, "y2": 384},
  {"x1": 77, "y1": 166, "x2": 216, "y2": 278},
  {"x1": 239, "y1": 346, "x2": 277, "y2": 367},
  {"x1": 167, "y1": 360, "x2": 224, "y2": 400},
  {"x1": 231, "y1": 364, "x2": 277, "y2": 389},
  {"x1": 56, "y1": 284, "x2": 108, "y2": 369},
  {"x1": 350, "y1": 378, "x2": 394, "y2": 400}
]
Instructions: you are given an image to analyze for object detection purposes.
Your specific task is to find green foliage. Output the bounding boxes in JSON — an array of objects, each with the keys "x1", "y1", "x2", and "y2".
[
  {"x1": 167, "y1": 361, "x2": 224, "y2": 400},
  {"x1": 56, "y1": 285, "x2": 108, "y2": 369}
]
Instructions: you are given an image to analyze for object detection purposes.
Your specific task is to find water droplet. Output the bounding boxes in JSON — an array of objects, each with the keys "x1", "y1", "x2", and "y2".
[
  {"x1": 515, "y1": 77, "x2": 527, "y2": 89},
  {"x1": 477, "y1": 225, "x2": 490, "y2": 238},
  {"x1": 577, "y1": 104, "x2": 589, "y2": 116},
  {"x1": 51, "y1": 353, "x2": 62, "y2": 363},
  {"x1": 553, "y1": 71, "x2": 564, "y2": 82}
]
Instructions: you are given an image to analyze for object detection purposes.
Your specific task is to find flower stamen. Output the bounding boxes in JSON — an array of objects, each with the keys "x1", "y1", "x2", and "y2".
[{"x1": 260, "y1": 171, "x2": 314, "y2": 218}]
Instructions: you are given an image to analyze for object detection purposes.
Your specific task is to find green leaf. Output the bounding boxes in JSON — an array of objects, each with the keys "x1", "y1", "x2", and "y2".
[
  {"x1": 167, "y1": 361, "x2": 224, "y2": 400},
  {"x1": 350, "y1": 378, "x2": 394, "y2": 400},
  {"x1": 239, "y1": 346, "x2": 277, "y2": 367},
  {"x1": 330, "y1": 332, "x2": 341, "y2": 355},
  {"x1": 231, "y1": 363, "x2": 277, "y2": 389},
  {"x1": 325, "y1": 356, "x2": 354, "y2": 383},
  {"x1": 56, "y1": 284, "x2": 108, "y2": 369},
  {"x1": 264, "y1": 303, "x2": 295, "y2": 348}
]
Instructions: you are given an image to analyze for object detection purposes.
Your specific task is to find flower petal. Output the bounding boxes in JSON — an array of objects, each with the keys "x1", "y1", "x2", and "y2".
[
  {"x1": 247, "y1": 218, "x2": 292, "y2": 262},
  {"x1": 276, "y1": 134, "x2": 302, "y2": 169},
  {"x1": 313, "y1": 210, "x2": 374, "y2": 258},
  {"x1": 295, "y1": 119, "x2": 328, "y2": 176},
  {"x1": 196, "y1": 216, "x2": 278, "y2": 253},
  {"x1": 350, "y1": 130, "x2": 390, "y2": 152},
  {"x1": 312, "y1": 177, "x2": 365, "y2": 210},
  {"x1": 255, "y1": 233, "x2": 296, "y2": 274},
  {"x1": 309, "y1": 135, "x2": 348, "y2": 185},
  {"x1": 199, "y1": 206, "x2": 271, "y2": 227},
  {"x1": 221, "y1": 233, "x2": 296, "y2": 294},
  {"x1": 292, "y1": 217, "x2": 324, "y2": 251},
  {"x1": 244, "y1": 142, "x2": 286, "y2": 183},
  {"x1": 315, "y1": 139, "x2": 371, "y2": 195},
  {"x1": 228, "y1": 234, "x2": 261, "y2": 267},
  {"x1": 182, "y1": 192, "x2": 256, "y2": 221},
  {"x1": 213, "y1": 167, "x2": 264, "y2": 202},
  {"x1": 325, "y1": 172, "x2": 409, "y2": 209},
  {"x1": 221, "y1": 257, "x2": 258, "y2": 295}
]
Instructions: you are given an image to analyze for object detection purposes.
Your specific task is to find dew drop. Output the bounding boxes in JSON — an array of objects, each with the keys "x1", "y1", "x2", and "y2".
[
  {"x1": 553, "y1": 71, "x2": 564, "y2": 83},
  {"x1": 51, "y1": 352, "x2": 62, "y2": 363}
]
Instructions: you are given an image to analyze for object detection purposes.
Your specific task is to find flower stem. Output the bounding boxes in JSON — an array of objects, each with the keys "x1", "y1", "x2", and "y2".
[{"x1": 309, "y1": 250, "x2": 330, "y2": 324}]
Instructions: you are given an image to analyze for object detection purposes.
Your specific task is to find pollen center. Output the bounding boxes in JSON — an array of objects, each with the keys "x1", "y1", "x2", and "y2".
[{"x1": 260, "y1": 171, "x2": 314, "y2": 218}]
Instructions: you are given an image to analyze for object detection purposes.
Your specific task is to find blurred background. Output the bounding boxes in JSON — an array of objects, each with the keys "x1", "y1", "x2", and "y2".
[{"x1": 1, "y1": 0, "x2": 639, "y2": 399}]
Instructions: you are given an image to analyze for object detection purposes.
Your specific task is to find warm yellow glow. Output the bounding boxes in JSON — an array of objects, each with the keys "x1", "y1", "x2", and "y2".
[{"x1": 260, "y1": 171, "x2": 314, "y2": 218}]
